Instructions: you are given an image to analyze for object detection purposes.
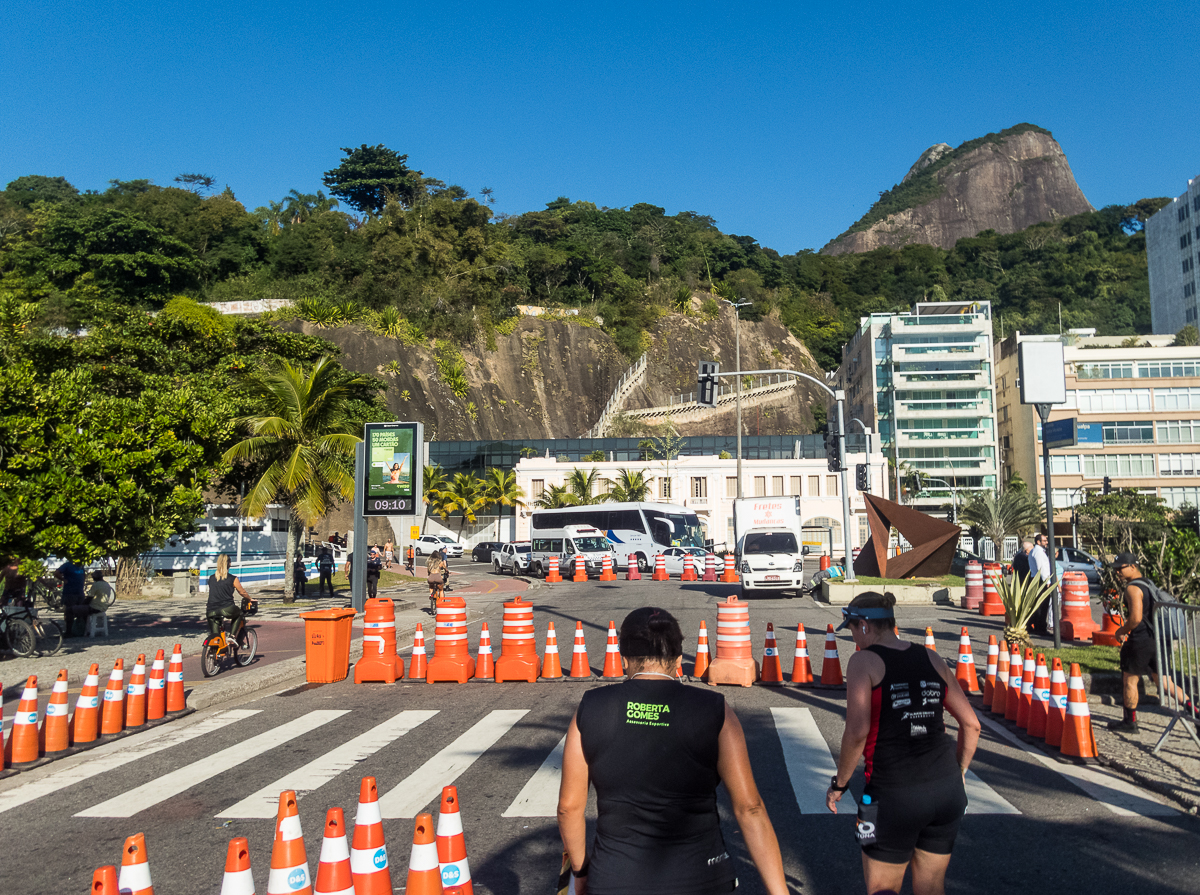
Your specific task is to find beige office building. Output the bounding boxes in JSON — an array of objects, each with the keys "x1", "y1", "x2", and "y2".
[{"x1": 995, "y1": 330, "x2": 1200, "y2": 535}]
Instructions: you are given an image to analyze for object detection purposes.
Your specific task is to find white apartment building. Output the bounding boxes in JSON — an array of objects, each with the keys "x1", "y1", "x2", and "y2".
[
  {"x1": 1147, "y1": 176, "x2": 1200, "y2": 333},
  {"x1": 839, "y1": 301, "x2": 999, "y2": 515},
  {"x1": 509, "y1": 446, "x2": 887, "y2": 557},
  {"x1": 995, "y1": 331, "x2": 1200, "y2": 532}
]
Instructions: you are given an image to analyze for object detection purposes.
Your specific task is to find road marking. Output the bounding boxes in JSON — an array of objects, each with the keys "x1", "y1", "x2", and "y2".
[
  {"x1": 216, "y1": 710, "x2": 439, "y2": 818},
  {"x1": 502, "y1": 735, "x2": 566, "y2": 817},
  {"x1": 76, "y1": 710, "x2": 347, "y2": 817},
  {"x1": 771, "y1": 707, "x2": 856, "y2": 814},
  {"x1": 976, "y1": 711, "x2": 1177, "y2": 816},
  {"x1": 0, "y1": 710, "x2": 261, "y2": 816},
  {"x1": 379, "y1": 709, "x2": 528, "y2": 818},
  {"x1": 964, "y1": 769, "x2": 1021, "y2": 815}
]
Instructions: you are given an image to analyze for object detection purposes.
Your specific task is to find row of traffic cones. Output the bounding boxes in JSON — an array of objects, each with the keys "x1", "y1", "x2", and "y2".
[
  {"x1": 542, "y1": 553, "x2": 740, "y2": 583},
  {"x1": 88, "y1": 778, "x2": 475, "y2": 895},
  {"x1": 981, "y1": 636, "x2": 1098, "y2": 760},
  {"x1": 2, "y1": 646, "x2": 186, "y2": 771}
]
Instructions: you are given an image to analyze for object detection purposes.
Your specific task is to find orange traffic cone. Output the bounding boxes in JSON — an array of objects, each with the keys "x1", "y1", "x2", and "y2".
[
  {"x1": 1014, "y1": 648, "x2": 1034, "y2": 728},
  {"x1": 92, "y1": 866, "x2": 119, "y2": 895},
  {"x1": 693, "y1": 621, "x2": 710, "y2": 679},
  {"x1": 625, "y1": 554, "x2": 641, "y2": 581},
  {"x1": 220, "y1": 837, "x2": 255, "y2": 895},
  {"x1": 790, "y1": 624, "x2": 813, "y2": 684},
  {"x1": 819, "y1": 625, "x2": 843, "y2": 687},
  {"x1": 146, "y1": 649, "x2": 167, "y2": 721},
  {"x1": 982, "y1": 636, "x2": 999, "y2": 704},
  {"x1": 409, "y1": 624, "x2": 428, "y2": 680},
  {"x1": 598, "y1": 554, "x2": 617, "y2": 581},
  {"x1": 41, "y1": 669, "x2": 71, "y2": 754},
  {"x1": 568, "y1": 622, "x2": 590, "y2": 678},
  {"x1": 351, "y1": 777, "x2": 392, "y2": 895},
  {"x1": 719, "y1": 554, "x2": 739, "y2": 583},
  {"x1": 473, "y1": 623, "x2": 494, "y2": 680},
  {"x1": 601, "y1": 621, "x2": 622, "y2": 678},
  {"x1": 100, "y1": 660, "x2": 125, "y2": 736},
  {"x1": 924, "y1": 627, "x2": 936, "y2": 650},
  {"x1": 1004, "y1": 644, "x2": 1023, "y2": 722},
  {"x1": 72, "y1": 663, "x2": 102, "y2": 744},
  {"x1": 955, "y1": 628, "x2": 980, "y2": 695},
  {"x1": 1027, "y1": 654, "x2": 1051, "y2": 740},
  {"x1": 541, "y1": 623, "x2": 563, "y2": 679},
  {"x1": 125, "y1": 654, "x2": 148, "y2": 729},
  {"x1": 118, "y1": 833, "x2": 154, "y2": 895},
  {"x1": 436, "y1": 785, "x2": 473, "y2": 894},
  {"x1": 572, "y1": 554, "x2": 588, "y2": 582},
  {"x1": 545, "y1": 556, "x2": 562, "y2": 583},
  {"x1": 7, "y1": 676, "x2": 41, "y2": 766},
  {"x1": 166, "y1": 644, "x2": 186, "y2": 712},
  {"x1": 268, "y1": 791, "x2": 312, "y2": 894},
  {"x1": 989, "y1": 643, "x2": 1011, "y2": 716},
  {"x1": 651, "y1": 553, "x2": 669, "y2": 581},
  {"x1": 315, "y1": 807, "x2": 354, "y2": 895},
  {"x1": 1046, "y1": 658, "x2": 1069, "y2": 748},
  {"x1": 1059, "y1": 663, "x2": 1098, "y2": 760},
  {"x1": 761, "y1": 623, "x2": 784, "y2": 684},
  {"x1": 405, "y1": 813, "x2": 442, "y2": 895}
]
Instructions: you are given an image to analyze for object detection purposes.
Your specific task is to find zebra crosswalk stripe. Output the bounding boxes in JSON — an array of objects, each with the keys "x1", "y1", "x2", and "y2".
[
  {"x1": 963, "y1": 770, "x2": 1020, "y2": 815},
  {"x1": 0, "y1": 709, "x2": 261, "y2": 817},
  {"x1": 378, "y1": 709, "x2": 528, "y2": 818},
  {"x1": 217, "y1": 709, "x2": 440, "y2": 819},
  {"x1": 771, "y1": 707, "x2": 857, "y2": 814},
  {"x1": 76, "y1": 710, "x2": 348, "y2": 818},
  {"x1": 502, "y1": 735, "x2": 566, "y2": 818}
]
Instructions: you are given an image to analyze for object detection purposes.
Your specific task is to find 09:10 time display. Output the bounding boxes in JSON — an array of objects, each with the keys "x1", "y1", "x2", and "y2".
[{"x1": 370, "y1": 498, "x2": 412, "y2": 513}]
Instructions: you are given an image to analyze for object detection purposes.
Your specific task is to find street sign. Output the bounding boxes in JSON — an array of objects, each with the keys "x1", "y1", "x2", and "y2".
[
  {"x1": 1042, "y1": 417, "x2": 1077, "y2": 450},
  {"x1": 410, "y1": 525, "x2": 420, "y2": 539},
  {"x1": 697, "y1": 361, "x2": 719, "y2": 406}
]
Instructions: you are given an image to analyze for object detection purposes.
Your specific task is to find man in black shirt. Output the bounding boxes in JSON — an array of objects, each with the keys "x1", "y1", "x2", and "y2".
[
  {"x1": 317, "y1": 549, "x2": 336, "y2": 596},
  {"x1": 1011, "y1": 540, "x2": 1032, "y2": 583},
  {"x1": 292, "y1": 555, "x2": 308, "y2": 599},
  {"x1": 365, "y1": 548, "x2": 383, "y2": 600}
]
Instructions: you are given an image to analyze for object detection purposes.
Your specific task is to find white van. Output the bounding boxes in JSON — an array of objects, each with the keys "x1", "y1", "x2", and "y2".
[{"x1": 529, "y1": 524, "x2": 616, "y2": 579}]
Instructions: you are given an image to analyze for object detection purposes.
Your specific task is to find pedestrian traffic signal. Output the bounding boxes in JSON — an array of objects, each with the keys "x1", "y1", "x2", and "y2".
[
  {"x1": 855, "y1": 463, "x2": 870, "y2": 492},
  {"x1": 824, "y1": 431, "x2": 842, "y2": 472},
  {"x1": 1102, "y1": 476, "x2": 1112, "y2": 495}
]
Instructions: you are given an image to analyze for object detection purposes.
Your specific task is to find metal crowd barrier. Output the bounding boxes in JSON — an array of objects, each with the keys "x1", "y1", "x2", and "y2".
[{"x1": 1152, "y1": 601, "x2": 1200, "y2": 755}]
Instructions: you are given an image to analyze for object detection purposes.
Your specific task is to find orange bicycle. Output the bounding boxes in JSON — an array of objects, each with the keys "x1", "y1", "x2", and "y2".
[{"x1": 201, "y1": 597, "x2": 259, "y2": 677}]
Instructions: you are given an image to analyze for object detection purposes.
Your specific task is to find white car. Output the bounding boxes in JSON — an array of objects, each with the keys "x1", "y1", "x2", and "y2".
[
  {"x1": 493, "y1": 542, "x2": 532, "y2": 575},
  {"x1": 415, "y1": 534, "x2": 463, "y2": 558},
  {"x1": 660, "y1": 547, "x2": 709, "y2": 576}
]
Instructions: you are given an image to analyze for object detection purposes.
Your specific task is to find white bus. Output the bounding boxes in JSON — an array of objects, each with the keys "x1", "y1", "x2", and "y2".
[{"x1": 529, "y1": 502, "x2": 705, "y2": 573}]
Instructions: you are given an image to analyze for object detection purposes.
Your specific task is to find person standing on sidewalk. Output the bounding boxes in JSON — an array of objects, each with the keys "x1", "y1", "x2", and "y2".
[
  {"x1": 55, "y1": 558, "x2": 88, "y2": 637},
  {"x1": 292, "y1": 554, "x2": 308, "y2": 599},
  {"x1": 1029, "y1": 534, "x2": 1054, "y2": 634},
  {"x1": 365, "y1": 548, "x2": 383, "y2": 600},
  {"x1": 384, "y1": 539, "x2": 395, "y2": 571},
  {"x1": 317, "y1": 549, "x2": 336, "y2": 596}
]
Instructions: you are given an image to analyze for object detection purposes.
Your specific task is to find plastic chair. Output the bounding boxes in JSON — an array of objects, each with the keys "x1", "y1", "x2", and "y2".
[{"x1": 86, "y1": 610, "x2": 109, "y2": 638}]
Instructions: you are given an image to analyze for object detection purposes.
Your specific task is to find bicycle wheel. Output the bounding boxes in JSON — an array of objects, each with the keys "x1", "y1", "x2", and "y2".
[
  {"x1": 236, "y1": 627, "x2": 258, "y2": 666},
  {"x1": 35, "y1": 619, "x2": 63, "y2": 656},
  {"x1": 6, "y1": 618, "x2": 36, "y2": 657},
  {"x1": 32, "y1": 580, "x2": 63, "y2": 612},
  {"x1": 200, "y1": 641, "x2": 220, "y2": 678}
]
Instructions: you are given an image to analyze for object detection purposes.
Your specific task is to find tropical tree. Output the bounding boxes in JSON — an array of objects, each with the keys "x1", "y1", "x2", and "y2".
[
  {"x1": 959, "y1": 487, "x2": 1043, "y2": 558},
  {"x1": 606, "y1": 468, "x2": 649, "y2": 503},
  {"x1": 223, "y1": 356, "x2": 364, "y2": 602},
  {"x1": 536, "y1": 484, "x2": 578, "y2": 509},
  {"x1": 441, "y1": 473, "x2": 490, "y2": 537},
  {"x1": 567, "y1": 468, "x2": 599, "y2": 504},
  {"x1": 322, "y1": 144, "x2": 425, "y2": 215},
  {"x1": 421, "y1": 464, "x2": 448, "y2": 534},
  {"x1": 481, "y1": 467, "x2": 524, "y2": 539}
]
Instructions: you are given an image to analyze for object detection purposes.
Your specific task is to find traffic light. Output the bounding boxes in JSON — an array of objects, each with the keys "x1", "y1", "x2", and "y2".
[
  {"x1": 1102, "y1": 476, "x2": 1112, "y2": 495},
  {"x1": 697, "y1": 361, "x2": 719, "y2": 406},
  {"x1": 855, "y1": 463, "x2": 870, "y2": 491},
  {"x1": 824, "y1": 431, "x2": 842, "y2": 472}
]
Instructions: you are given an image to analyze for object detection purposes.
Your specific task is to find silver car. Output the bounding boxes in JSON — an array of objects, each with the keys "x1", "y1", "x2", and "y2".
[
  {"x1": 493, "y1": 542, "x2": 532, "y2": 575},
  {"x1": 1055, "y1": 546, "x2": 1102, "y2": 594}
]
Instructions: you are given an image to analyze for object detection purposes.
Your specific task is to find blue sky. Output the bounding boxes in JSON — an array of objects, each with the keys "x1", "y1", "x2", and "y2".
[{"x1": 3, "y1": 1, "x2": 1196, "y2": 253}]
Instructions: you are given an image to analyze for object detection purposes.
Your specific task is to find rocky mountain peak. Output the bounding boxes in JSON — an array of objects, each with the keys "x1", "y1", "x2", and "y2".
[{"x1": 901, "y1": 143, "x2": 952, "y2": 184}]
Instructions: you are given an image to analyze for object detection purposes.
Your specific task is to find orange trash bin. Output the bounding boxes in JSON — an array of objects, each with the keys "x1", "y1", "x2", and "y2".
[{"x1": 299, "y1": 608, "x2": 358, "y2": 683}]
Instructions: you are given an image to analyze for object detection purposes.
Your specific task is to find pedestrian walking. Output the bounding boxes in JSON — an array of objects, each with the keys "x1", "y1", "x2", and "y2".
[
  {"x1": 558, "y1": 607, "x2": 789, "y2": 895},
  {"x1": 404, "y1": 544, "x2": 415, "y2": 574},
  {"x1": 384, "y1": 539, "x2": 394, "y2": 571},
  {"x1": 366, "y1": 548, "x2": 383, "y2": 600},
  {"x1": 317, "y1": 549, "x2": 336, "y2": 595},
  {"x1": 292, "y1": 554, "x2": 308, "y2": 599},
  {"x1": 55, "y1": 558, "x2": 88, "y2": 637},
  {"x1": 1028, "y1": 533, "x2": 1054, "y2": 634},
  {"x1": 827, "y1": 591, "x2": 980, "y2": 895}
]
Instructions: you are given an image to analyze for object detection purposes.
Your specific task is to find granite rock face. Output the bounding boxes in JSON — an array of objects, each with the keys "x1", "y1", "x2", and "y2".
[{"x1": 823, "y1": 127, "x2": 1093, "y2": 255}]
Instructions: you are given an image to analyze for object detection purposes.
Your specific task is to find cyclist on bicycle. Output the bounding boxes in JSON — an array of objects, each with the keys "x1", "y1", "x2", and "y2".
[
  {"x1": 426, "y1": 553, "x2": 447, "y2": 610},
  {"x1": 207, "y1": 554, "x2": 250, "y2": 642}
]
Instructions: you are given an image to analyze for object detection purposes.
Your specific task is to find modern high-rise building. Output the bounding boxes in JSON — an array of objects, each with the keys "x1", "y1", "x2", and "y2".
[
  {"x1": 838, "y1": 301, "x2": 999, "y2": 516},
  {"x1": 1147, "y1": 176, "x2": 1200, "y2": 334}
]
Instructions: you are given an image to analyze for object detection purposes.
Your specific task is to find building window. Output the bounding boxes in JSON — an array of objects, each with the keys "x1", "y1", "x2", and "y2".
[
  {"x1": 1184, "y1": 256, "x2": 1195, "y2": 274},
  {"x1": 1183, "y1": 232, "x2": 1194, "y2": 250},
  {"x1": 1157, "y1": 420, "x2": 1200, "y2": 444},
  {"x1": 1160, "y1": 454, "x2": 1200, "y2": 476},
  {"x1": 753, "y1": 476, "x2": 766, "y2": 497},
  {"x1": 660, "y1": 478, "x2": 671, "y2": 499},
  {"x1": 827, "y1": 475, "x2": 839, "y2": 496},
  {"x1": 772, "y1": 476, "x2": 784, "y2": 496},
  {"x1": 531, "y1": 479, "x2": 545, "y2": 500},
  {"x1": 1162, "y1": 486, "x2": 1200, "y2": 509},
  {"x1": 1067, "y1": 388, "x2": 1151, "y2": 413},
  {"x1": 790, "y1": 475, "x2": 802, "y2": 495},
  {"x1": 1180, "y1": 205, "x2": 1192, "y2": 222},
  {"x1": 726, "y1": 476, "x2": 738, "y2": 498},
  {"x1": 692, "y1": 477, "x2": 707, "y2": 498},
  {"x1": 1044, "y1": 454, "x2": 1156, "y2": 477},
  {"x1": 1186, "y1": 283, "x2": 1197, "y2": 299},
  {"x1": 727, "y1": 517, "x2": 735, "y2": 547},
  {"x1": 858, "y1": 514, "x2": 870, "y2": 548},
  {"x1": 1075, "y1": 362, "x2": 1133, "y2": 380},
  {"x1": 1101, "y1": 421, "x2": 1154, "y2": 444},
  {"x1": 1155, "y1": 387, "x2": 1200, "y2": 411},
  {"x1": 808, "y1": 475, "x2": 820, "y2": 496}
]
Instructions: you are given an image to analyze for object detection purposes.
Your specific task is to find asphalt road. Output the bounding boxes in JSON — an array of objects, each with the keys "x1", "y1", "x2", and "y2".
[{"x1": 1, "y1": 568, "x2": 1196, "y2": 895}]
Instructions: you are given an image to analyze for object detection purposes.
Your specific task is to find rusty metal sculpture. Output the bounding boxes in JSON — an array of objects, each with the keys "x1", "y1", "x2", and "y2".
[{"x1": 853, "y1": 493, "x2": 960, "y2": 579}]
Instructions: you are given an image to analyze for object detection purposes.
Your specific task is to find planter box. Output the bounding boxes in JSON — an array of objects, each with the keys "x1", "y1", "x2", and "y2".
[{"x1": 820, "y1": 580, "x2": 962, "y2": 606}]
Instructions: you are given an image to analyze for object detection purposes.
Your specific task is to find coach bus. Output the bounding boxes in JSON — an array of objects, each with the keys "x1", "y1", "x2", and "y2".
[{"x1": 529, "y1": 502, "x2": 705, "y2": 573}]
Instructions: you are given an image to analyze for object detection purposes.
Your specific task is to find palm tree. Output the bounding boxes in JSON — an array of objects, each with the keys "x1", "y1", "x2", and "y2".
[
  {"x1": 567, "y1": 468, "x2": 599, "y2": 504},
  {"x1": 441, "y1": 473, "x2": 490, "y2": 537},
  {"x1": 421, "y1": 464, "x2": 448, "y2": 534},
  {"x1": 535, "y1": 484, "x2": 578, "y2": 509},
  {"x1": 606, "y1": 469, "x2": 649, "y2": 503},
  {"x1": 223, "y1": 356, "x2": 364, "y2": 602},
  {"x1": 959, "y1": 487, "x2": 1044, "y2": 559},
  {"x1": 481, "y1": 467, "x2": 524, "y2": 539}
]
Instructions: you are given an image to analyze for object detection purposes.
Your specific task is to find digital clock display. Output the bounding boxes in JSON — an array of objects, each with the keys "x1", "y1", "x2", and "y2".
[{"x1": 362, "y1": 422, "x2": 423, "y2": 516}]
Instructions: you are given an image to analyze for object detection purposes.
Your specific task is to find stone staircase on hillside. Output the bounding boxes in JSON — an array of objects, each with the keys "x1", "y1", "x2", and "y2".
[{"x1": 583, "y1": 353, "x2": 647, "y2": 438}]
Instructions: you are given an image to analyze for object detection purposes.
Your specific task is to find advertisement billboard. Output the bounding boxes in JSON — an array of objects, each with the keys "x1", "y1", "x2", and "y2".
[{"x1": 362, "y1": 422, "x2": 423, "y2": 516}]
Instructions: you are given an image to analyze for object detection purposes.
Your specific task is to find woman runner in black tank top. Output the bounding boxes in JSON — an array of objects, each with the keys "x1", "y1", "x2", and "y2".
[
  {"x1": 559, "y1": 608, "x2": 789, "y2": 895},
  {"x1": 826, "y1": 593, "x2": 981, "y2": 895}
]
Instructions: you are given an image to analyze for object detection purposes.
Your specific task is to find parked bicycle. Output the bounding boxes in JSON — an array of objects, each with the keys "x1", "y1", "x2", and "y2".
[
  {"x1": 0, "y1": 603, "x2": 63, "y2": 657},
  {"x1": 200, "y1": 597, "x2": 259, "y2": 678},
  {"x1": 29, "y1": 577, "x2": 63, "y2": 612}
]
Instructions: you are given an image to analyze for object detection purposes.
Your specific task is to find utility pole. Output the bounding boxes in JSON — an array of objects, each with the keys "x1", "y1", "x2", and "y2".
[{"x1": 724, "y1": 299, "x2": 751, "y2": 498}]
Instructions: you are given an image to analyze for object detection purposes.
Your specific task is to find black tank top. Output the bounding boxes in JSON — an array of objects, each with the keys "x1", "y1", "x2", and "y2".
[
  {"x1": 863, "y1": 643, "x2": 959, "y2": 787},
  {"x1": 206, "y1": 576, "x2": 236, "y2": 611},
  {"x1": 576, "y1": 679, "x2": 736, "y2": 895}
]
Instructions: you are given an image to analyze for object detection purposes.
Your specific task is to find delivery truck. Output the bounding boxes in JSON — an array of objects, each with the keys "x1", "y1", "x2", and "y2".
[{"x1": 732, "y1": 497, "x2": 808, "y2": 597}]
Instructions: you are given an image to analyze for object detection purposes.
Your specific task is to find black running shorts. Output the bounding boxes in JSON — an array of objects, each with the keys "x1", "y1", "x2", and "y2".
[
  {"x1": 1120, "y1": 629, "x2": 1157, "y2": 676},
  {"x1": 860, "y1": 773, "x2": 968, "y2": 864}
]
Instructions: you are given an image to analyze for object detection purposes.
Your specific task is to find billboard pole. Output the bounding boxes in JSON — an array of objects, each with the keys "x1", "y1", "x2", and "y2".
[{"x1": 352, "y1": 441, "x2": 367, "y2": 612}]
